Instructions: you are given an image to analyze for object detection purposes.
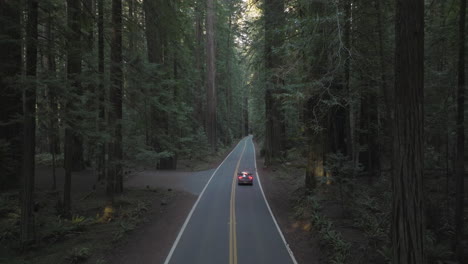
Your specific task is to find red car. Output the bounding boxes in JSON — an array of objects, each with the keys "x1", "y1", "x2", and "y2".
[{"x1": 237, "y1": 171, "x2": 253, "y2": 185}]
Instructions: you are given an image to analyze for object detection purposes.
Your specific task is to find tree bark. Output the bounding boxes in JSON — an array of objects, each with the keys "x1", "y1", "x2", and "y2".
[
  {"x1": 109, "y1": 0, "x2": 123, "y2": 195},
  {"x1": 243, "y1": 95, "x2": 249, "y2": 136},
  {"x1": 225, "y1": 0, "x2": 233, "y2": 144},
  {"x1": 64, "y1": 0, "x2": 82, "y2": 218},
  {"x1": 46, "y1": 9, "x2": 59, "y2": 190},
  {"x1": 21, "y1": 0, "x2": 38, "y2": 245},
  {"x1": 343, "y1": 0, "x2": 353, "y2": 161},
  {"x1": 206, "y1": 0, "x2": 217, "y2": 151},
  {"x1": 194, "y1": 0, "x2": 205, "y2": 128},
  {"x1": 303, "y1": 0, "x2": 326, "y2": 191},
  {"x1": 375, "y1": 0, "x2": 392, "y2": 176},
  {"x1": 392, "y1": 0, "x2": 425, "y2": 262},
  {"x1": 455, "y1": 0, "x2": 466, "y2": 259},
  {"x1": 97, "y1": 0, "x2": 106, "y2": 182},
  {"x1": 0, "y1": 0, "x2": 22, "y2": 190},
  {"x1": 264, "y1": 0, "x2": 286, "y2": 165}
]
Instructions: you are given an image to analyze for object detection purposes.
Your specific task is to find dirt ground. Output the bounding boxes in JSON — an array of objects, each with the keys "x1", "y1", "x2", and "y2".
[{"x1": 89, "y1": 190, "x2": 196, "y2": 264}]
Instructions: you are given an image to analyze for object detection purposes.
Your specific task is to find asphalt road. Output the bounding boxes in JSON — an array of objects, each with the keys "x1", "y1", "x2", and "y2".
[{"x1": 164, "y1": 136, "x2": 297, "y2": 264}]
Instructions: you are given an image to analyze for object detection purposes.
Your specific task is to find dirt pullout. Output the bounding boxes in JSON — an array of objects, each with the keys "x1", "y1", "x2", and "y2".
[
  {"x1": 254, "y1": 142, "x2": 323, "y2": 264},
  {"x1": 126, "y1": 169, "x2": 214, "y2": 195},
  {"x1": 99, "y1": 190, "x2": 196, "y2": 264}
]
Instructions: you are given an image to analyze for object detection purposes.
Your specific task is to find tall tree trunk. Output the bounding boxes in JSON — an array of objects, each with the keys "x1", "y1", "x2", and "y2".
[
  {"x1": 97, "y1": 0, "x2": 106, "y2": 182},
  {"x1": 303, "y1": 0, "x2": 325, "y2": 191},
  {"x1": 21, "y1": 0, "x2": 38, "y2": 245},
  {"x1": 343, "y1": 0, "x2": 353, "y2": 161},
  {"x1": 0, "y1": 0, "x2": 22, "y2": 190},
  {"x1": 128, "y1": 0, "x2": 135, "y2": 52},
  {"x1": 264, "y1": 0, "x2": 285, "y2": 165},
  {"x1": 64, "y1": 0, "x2": 82, "y2": 218},
  {"x1": 206, "y1": 0, "x2": 217, "y2": 151},
  {"x1": 243, "y1": 95, "x2": 249, "y2": 136},
  {"x1": 83, "y1": 0, "x2": 95, "y2": 167},
  {"x1": 392, "y1": 0, "x2": 425, "y2": 262},
  {"x1": 46, "y1": 9, "x2": 59, "y2": 190},
  {"x1": 68, "y1": 0, "x2": 85, "y2": 172},
  {"x1": 109, "y1": 0, "x2": 123, "y2": 195},
  {"x1": 455, "y1": 0, "x2": 466, "y2": 259},
  {"x1": 194, "y1": 0, "x2": 205, "y2": 128},
  {"x1": 225, "y1": 0, "x2": 233, "y2": 143},
  {"x1": 83, "y1": 0, "x2": 94, "y2": 52},
  {"x1": 375, "y1": 0, "x2": 392, "y2": 176}
]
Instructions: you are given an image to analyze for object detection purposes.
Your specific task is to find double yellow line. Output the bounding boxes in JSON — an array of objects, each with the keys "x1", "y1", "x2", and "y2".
[{"x1": 230, "y1": 140, "x2": 247, "y2": 264}]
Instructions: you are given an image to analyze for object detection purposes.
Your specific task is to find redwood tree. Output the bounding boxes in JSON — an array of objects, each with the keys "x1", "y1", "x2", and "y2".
[
  {"x1": 206, "y1": 0, "x2": 217, "y2": 151},
  {"x1": 264, "y1": 0, "x2": 286, "y2": 165},
  {"x1": 108, "y1": 0, "x2": 123, "y2": 195},
  {"x1": 455, "y1": 0, "x2": 466, "y2": 259},
  {"x1": 64, "y1": 0, "x2": 82, "y2": 217},
  {"x1": 392, "y1": 0, "x2": 425, "y2": 262},
  {"x1": 21, "y1": 0, "x2": 38, "y2": 245},
  {"x1": 0, "y1": 0, "x2": 22, "y2": 190}
]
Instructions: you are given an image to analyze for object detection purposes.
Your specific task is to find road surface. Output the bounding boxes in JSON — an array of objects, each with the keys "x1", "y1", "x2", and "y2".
[{"x1": 164, "y1": 136, "x2": 297, "y2": 264}]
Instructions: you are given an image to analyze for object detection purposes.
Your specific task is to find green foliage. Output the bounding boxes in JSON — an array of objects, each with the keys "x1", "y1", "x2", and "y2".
[
  {"x1": 113, "y1": 199, "x2": 149, "y2": 242},
  {"x1": 308, "y1": 196, "x2": 351, "y2": 264},
  {"x1": 35, "y1": 153, "x2": 64, "y2": 167},
  {"x1": 66, "y1": 246, "x2": 90, "y2": 263},
  {"x1": 425, "y1": 230, "x2": 453, "y2": 261},
  {"x1": 0, "y1": 193, "x2": 20, "y2": 242}
]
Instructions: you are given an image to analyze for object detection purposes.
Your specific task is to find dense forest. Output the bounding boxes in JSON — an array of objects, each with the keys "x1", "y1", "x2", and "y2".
[{"x1": 0, "y1": 0, "x2": 467, "y2": 263}]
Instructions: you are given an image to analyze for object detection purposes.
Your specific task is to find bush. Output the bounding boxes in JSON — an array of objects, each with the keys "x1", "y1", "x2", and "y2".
[{"x1": 67, "y1": 247, "x2": 90, "y2": 263}]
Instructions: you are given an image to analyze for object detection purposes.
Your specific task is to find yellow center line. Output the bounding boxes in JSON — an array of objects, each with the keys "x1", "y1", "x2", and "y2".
[{"x1": 230, "y1": 140, "x2": 247, "y2": 264}]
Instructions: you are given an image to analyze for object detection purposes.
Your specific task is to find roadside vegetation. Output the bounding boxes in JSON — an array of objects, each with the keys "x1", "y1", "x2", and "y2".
[
  {"x1": 0, "y1": 187, "x2": 172, "y2": 264},
  {"x1": 262, "y1": 152, "x2": 467, "y2": 264}
]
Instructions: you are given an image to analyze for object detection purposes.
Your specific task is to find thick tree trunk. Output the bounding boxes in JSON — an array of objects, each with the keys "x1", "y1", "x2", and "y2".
[
  {"x1": 68, "y1": 0, "x2": 84, "y2": 173},
  {"x1": 21, "y1": 0, "x2": 38, "y2": 245},
  {"x1": 46, "y1": 10, "x2": 59, "y2": 190},
  {"x1": 83, "y1": 0, "x2": 94, "y2": 52},
  {"x1": 455, "y1": 0, "x2": 466, "y2": 259},
  {"x1": 128, "y1": 0, "x2": 135, "y2": 52},
  {"x1": 97, "y1": 0, "x2": 106, "y2": 182},
  {"x1": 194, "y1": 1, "x2": 205, "y2": 128},
  {"x1": 392, "y1": 0, "x2": 425, "y2": 262},
  {"x1": 243, "y1": 95, "x2": 249, "y2": 136},
  {"x1": 375, "y1": 0, "x2": 392, "y2": 176},
  {"x1": 206, "y1": 0, "x2": 217, "y2": 151},
  {"x1": 109, "y1": 0, "x2": 123, "y2": 195},
  {"x1": 83, "y1": 0, "x2": 95, "y2": 167},
  {"x1": 343, "y1": 0, "x2": 353, "y2": 161},
  {"x1": 264, "y1": 0, "x2": 286, "y2": 165},
  {"x1": 225, "y1": 0, "x2": 233, "y2": 144},
  {"x1": 0, "y1": 0, "x2": 22, "y2": 190},
  {"x1": 303, "y1": 0, "x2": 326, "y2": 191},
  {"x1": 64, "y1": 0, "x2": 82, "y2": 218},
  {"x1": 359, "y1": 84, "x2": 379, "y2": 178}
]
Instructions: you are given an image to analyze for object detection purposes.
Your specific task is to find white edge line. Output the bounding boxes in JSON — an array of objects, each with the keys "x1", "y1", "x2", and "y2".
[
  {"x1": 163, "y1": 139, "x2": 245, "y2": 264},
  {"x1": 251, "y1": 137, "x2": 299, "y2": 264}
]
